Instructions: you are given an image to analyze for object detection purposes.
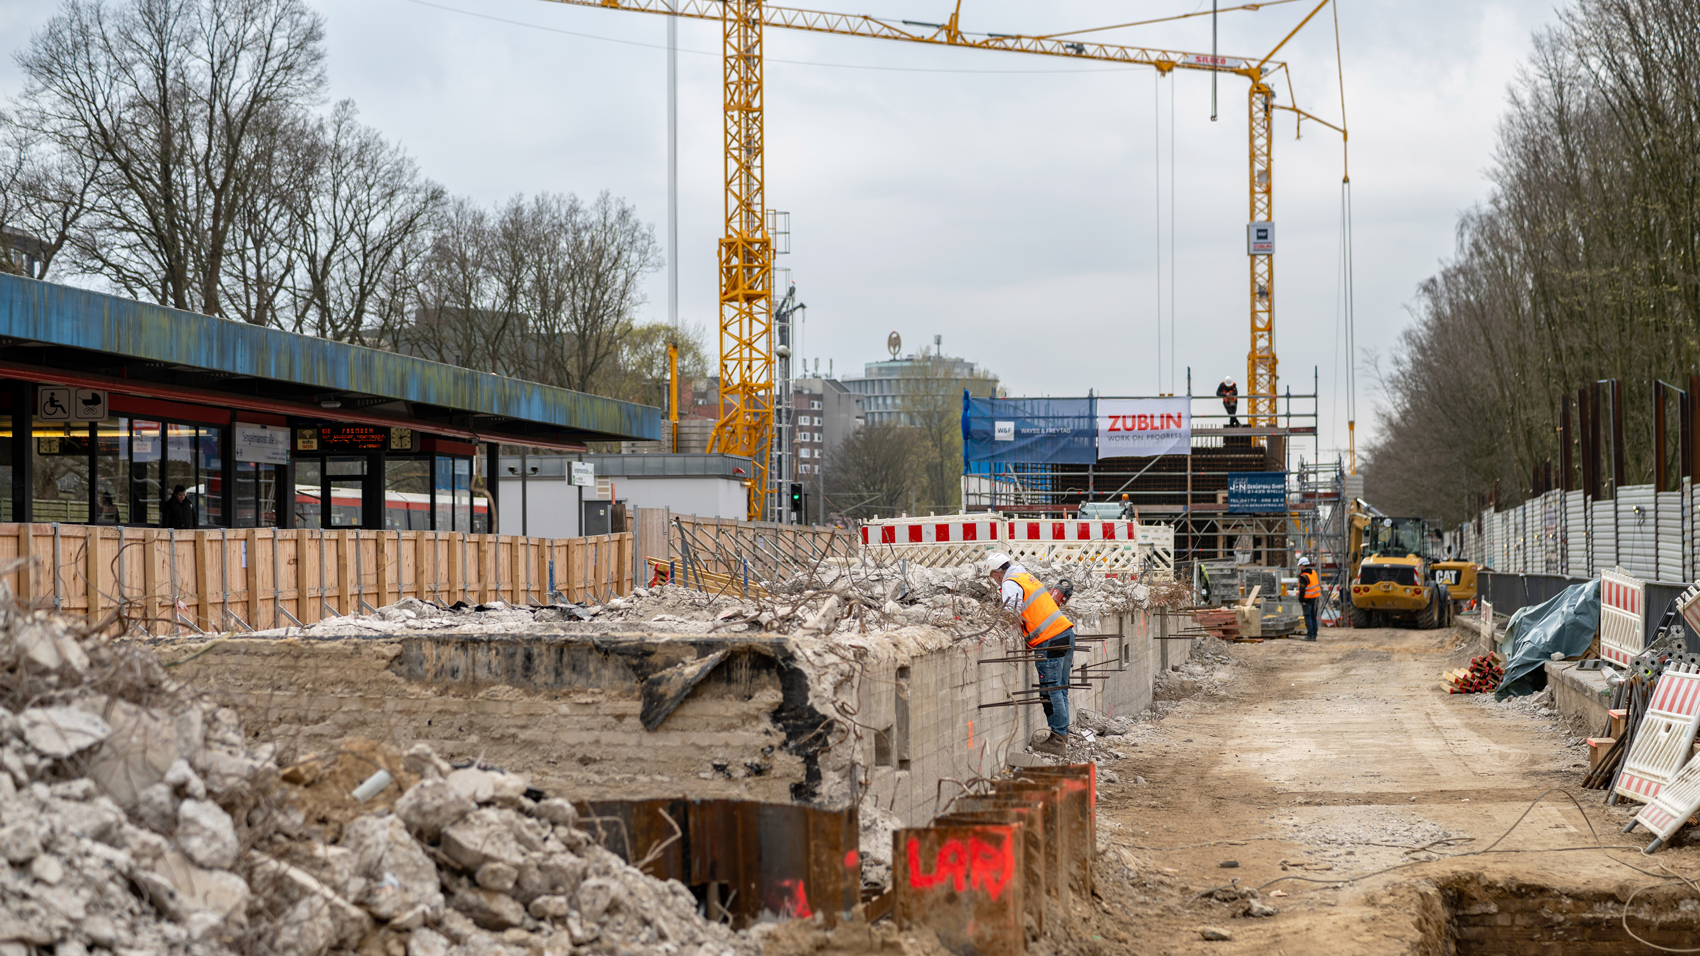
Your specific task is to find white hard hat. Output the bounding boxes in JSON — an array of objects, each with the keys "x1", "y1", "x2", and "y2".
[
  {"x1": 1298, "y1": 556, "x2": 1312, "y2": 567},
  {"x1": 985, "y1": 551, "x2": 1013, "y2": 573},
  {"x1": 1225, "y1": 377, "x2": 1235, "y2": 385}
]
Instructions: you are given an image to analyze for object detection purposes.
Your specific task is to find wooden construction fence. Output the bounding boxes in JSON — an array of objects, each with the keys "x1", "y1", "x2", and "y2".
[{"x1": 0, "y1": 523, "x2": 632, "y2": 635}]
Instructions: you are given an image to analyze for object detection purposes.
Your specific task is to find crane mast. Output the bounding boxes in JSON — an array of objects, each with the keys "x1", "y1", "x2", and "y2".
[
  {"x1": 708, "y1": 0, "x2": 775, "y2": 520},
  {"x1": 535, "y1": 0, "x2": 1345, "y2": 517},
  {"x1": 1248, "y1": 75, "x2": 1277, "y2": 427}
]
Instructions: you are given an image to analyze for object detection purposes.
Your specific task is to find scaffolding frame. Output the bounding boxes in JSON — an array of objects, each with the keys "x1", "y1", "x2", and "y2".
[{"x1": 961, "y1": 380, "x2": 1326, "y2": 577}]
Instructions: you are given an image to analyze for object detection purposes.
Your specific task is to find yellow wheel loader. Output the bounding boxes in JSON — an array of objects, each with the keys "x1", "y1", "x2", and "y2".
[{"x1": 1346, "y1": 508, "x2": 1477, "y2": 630}]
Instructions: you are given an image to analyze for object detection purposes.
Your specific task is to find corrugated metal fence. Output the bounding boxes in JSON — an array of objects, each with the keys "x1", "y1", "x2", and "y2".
[{"x1": 1454, "y1": 480, "x2": 1697, "y2": 585}]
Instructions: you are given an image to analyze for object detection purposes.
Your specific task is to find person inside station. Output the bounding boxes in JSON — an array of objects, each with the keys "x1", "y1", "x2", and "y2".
[
  {"x1": 162, "y1": 484, "x2": 196, "y2": 529},
  {"x1": 1217, "y1": 377, "x2": 1240, "y2": 427},
  {"x1": 1297, "y1": 556, "x2": 1321, "y2": 642},
  {"x1": 987, "y1": 551, "x2": 1076, "y2": 757}
]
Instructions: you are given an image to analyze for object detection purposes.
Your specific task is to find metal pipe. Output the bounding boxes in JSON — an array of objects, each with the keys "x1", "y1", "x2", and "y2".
[
  {"x1": 52, "y1": 522, "x2": 61, "y2": 611},
  {"x1": 271, "y1": 530, "x2": 283, "y2": 628}
]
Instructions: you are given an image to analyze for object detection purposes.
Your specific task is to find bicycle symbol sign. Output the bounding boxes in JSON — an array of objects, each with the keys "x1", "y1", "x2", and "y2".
[{"x1": 37, "y1": 387, "x2": 107, "y2": 421}]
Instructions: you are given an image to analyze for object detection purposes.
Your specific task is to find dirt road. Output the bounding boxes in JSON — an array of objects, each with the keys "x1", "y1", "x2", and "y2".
[{"x1": 1081, "y1": 623, "x2": 1700, "y2": 955}]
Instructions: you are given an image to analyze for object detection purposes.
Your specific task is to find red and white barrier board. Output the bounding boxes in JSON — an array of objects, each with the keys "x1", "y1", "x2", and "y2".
[
  {"x1": 1616, "y1": 663, "x2": 1700, "y2": 804},
  {"x1": 1005, "y1": 521, "x2": 1136, "y2": 543},
  {"x1": 861, "y1": 519, "x2": 1005, "y2": 546},
  {"x1": 1633, "y1": 750, "x2": 1700, "y2": 849},
  {"x1": 1599, "y1": 567, "x2": 1646, "y2": 668},
  {"x1": 856, "y1": 515, "x2": 1172, "y2": 575}
]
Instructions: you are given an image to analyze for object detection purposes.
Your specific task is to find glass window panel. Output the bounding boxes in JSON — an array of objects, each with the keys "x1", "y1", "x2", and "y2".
[
  {"x1": 198, "y1": 426, "x2": 224, "y2": 527},
  {"x1": 294, "y1": 460, "x2": 323, "y2": 528},
  {"x1": 255, "y1": 463, "x2": 279, "y2": 527},
  {"x1": 0, "y1": 415, "x2": 12, "y2": 522},
  {"x1": 235, "y1": 462, "x2": 283, "y2": 529},
  {"x1": 130, "y1": 420, "x2": 162, "y2": 526},
  {"x1": 454, "y1": 458, "x2": 471, "y2": 533},
  {"x1": 93, "y1": 417, "x2": 127, "y2": 524},
  {"x1": 33, "y1": 420, "x2": 89, "y2": 523},
  {"x1": 163, "y1": 424, "x2": 198, "y2": 528},
  {"x1": 434, "y1": 457, "x2": 453, "y2": 531},
  {"x1": 235, "y1": 463, "x2": 257, "y2": 528},
  {"x1": 385, "y1": 459, "x2": 431, "y2": 530},
  {"x1": 327, "y1": 457, "x2": 364, "y2": 528}
]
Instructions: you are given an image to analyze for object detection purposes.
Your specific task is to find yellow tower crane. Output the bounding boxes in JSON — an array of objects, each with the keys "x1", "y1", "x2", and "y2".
[{"x1": 539, "y1": 0, "x2": 1347, "y2": 520}]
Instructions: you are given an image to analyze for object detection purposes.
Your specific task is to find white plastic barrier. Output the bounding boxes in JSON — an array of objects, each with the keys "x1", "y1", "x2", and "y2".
[
  {"x1": 1599, "y1": 566, "x2": 1647, "y2": 668},
  {"x1": 1632, "y1": 753, "x2": 1700, "y2": 849},
  {"x1": 1615, "y1": 663, "x2": 1700, "y2": 805}
]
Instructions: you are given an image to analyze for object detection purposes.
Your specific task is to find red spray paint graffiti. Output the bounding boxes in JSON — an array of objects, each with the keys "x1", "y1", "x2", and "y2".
[{"x1": 905, "y1": 833, "x2": 1015, "y2": 901}]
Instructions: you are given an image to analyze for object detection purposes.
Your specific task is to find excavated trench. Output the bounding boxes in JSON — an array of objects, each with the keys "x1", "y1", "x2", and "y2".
[{"x1": 1419, "y1": 875, "x2": 1700, "y2": 955}]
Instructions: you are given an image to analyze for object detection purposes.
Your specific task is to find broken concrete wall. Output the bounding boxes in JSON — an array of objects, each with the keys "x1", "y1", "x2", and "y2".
[
  {"x1": 159, "y1": 607, "x2": 1191, "y2": 831},
  {"x1": 158, "y1": 634, "x2": 814, "y2": 806}
]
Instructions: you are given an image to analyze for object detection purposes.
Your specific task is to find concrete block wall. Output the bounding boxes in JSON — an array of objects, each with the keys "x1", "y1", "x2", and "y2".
[{"x1": 855, "y1": 609, "x2": 1191, "y2": 827}]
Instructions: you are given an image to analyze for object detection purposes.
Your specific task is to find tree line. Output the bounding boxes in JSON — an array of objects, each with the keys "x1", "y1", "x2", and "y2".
[
  {"x1": 1364, "y1": 0, "x2": 1700, "y2": 525},
  {"x1": 0, "y1": 0, "x2": 691, "y2": 406}
]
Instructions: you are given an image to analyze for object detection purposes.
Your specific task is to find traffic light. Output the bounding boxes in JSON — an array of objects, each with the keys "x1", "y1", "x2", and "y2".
[{"x1": 789, "y1": 482, "x2": 804, "y2": 518}]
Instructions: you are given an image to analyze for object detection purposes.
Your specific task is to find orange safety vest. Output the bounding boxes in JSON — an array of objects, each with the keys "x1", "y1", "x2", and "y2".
[
  {"x1": 1009, "y1": 572, "x2": 1073, "y2": 647},
  {"x1": 1299, "y1": 569, "x2": 1321, "y2": 599}
]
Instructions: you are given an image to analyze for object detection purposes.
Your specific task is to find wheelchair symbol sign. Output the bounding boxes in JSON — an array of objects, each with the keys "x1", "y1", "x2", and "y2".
[{"x1": 37, "y1": 387, "x2": 107, "y2": 421}]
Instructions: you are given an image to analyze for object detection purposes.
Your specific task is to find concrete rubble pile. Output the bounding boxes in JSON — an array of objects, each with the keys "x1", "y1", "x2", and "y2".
[
  {"x1": 271, "y1": 554, "x2": 1182, "y2": 644},
  {"x1": 0, "y1": 604, "x2": 756, "y2": 956}
]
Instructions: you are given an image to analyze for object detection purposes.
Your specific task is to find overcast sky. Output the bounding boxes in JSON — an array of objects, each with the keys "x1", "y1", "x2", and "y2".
[{"x1": 0, "y1": 0, "x2": 1564, "y2": 462}]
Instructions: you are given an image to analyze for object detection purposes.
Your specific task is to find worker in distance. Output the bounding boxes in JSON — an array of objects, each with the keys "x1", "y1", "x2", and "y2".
[
  {"x1": 1217, "y1": 377, "x2": 1240, "y2": 428},
  {"x1": 1297, "y1": 556, "x2": 1321, "y2": 642},
  {"x1": 986, "y1": 551, "x2": 1076, "y2": 757}
]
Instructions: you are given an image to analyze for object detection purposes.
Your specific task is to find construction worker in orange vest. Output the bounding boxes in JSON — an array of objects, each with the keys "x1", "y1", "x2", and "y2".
[
  {"x1": 987, "y1": 551, "x2": 1076, "y2": 757},
  {"x1": 1297, "y1": 556, "x2": 1322, "y2": 642}
]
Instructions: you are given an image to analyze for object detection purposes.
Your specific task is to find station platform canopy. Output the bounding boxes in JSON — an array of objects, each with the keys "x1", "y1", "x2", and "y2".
[
  {"x1": 0, "y1": 274, "x2": 660, "y2": 532},
  {"x1": 0, "y1": 274, "x2": 659, "y2": 449}
]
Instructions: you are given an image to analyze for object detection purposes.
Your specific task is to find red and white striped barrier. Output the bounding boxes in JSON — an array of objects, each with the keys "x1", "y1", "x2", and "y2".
[
  {"x1": 856, "y1": 515, "x2": 1172, "y2": 577},
  {"x1": 860, "y1": 519, "x2": 1005, "y2": 546},
  {"x1": 1600, "y1": 567, "x2": 1646, "y2": 668},
  {"x1": 1005, "y1": 521, "x2": 1136, "y2": 543},
  {"x1": 1616, "y1": 663, "x2": 1700, "y2": 805},
  {"x1": 1633, "y1": 748, "x2": 1700, "y2": 850}
]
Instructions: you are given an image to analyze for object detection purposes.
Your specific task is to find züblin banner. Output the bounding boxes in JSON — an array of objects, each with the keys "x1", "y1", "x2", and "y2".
[
  {"x1": 962, "y1": 396, "x2": 1097, "y2": 464},
  {"x1": 1096, "y1": 397, "x2": 1190, "y2": 458},
  {"x1": 962, "y1": 394, "x2": 1193, "y2": 463}
]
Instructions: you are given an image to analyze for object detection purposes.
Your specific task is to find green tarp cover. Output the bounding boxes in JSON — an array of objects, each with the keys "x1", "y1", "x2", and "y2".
[{"x1": 1494, "y1": 579, "x2": 1601, "y2": 700}]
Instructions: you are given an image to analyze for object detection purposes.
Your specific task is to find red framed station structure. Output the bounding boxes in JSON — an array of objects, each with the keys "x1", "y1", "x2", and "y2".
[{"x1": 0, "y1": 274, "x2": 659, "y2": 533}]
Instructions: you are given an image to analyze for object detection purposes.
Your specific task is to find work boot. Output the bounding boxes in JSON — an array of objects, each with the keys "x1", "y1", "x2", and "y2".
[{"x1": 1033, "y1": 732, "x2": 1068, "y2": 757}]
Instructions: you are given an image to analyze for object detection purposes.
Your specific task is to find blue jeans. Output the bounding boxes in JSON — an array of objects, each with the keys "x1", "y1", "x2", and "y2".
[
  {"x1": 1302, "y1": 598, "x2": 1318, "y2": 639},
  {"x1": 1032, "y1": 628, "x2": 1076, "y2": 737}
]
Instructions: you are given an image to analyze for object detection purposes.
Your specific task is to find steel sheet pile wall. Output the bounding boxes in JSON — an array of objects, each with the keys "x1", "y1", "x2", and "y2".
[
  {"x1": 895, "y1": 763, "x2": 1095, "y2": 956},
  {"x1": 0, "y1": 523, "x2": 632, "y2": 633},
  {"x1": 1458, "y1": 480, "x2": 1698, "y2": 585}
]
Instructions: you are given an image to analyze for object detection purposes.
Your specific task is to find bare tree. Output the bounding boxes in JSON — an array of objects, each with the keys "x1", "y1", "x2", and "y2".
[
  {"x1": 1366, "y1": 0, "x2": 1700, "y2": 523},
  {"x1": 824, "y1": 422, "x2": 920, "y2": 519},
  {"x1": 285, "y1": 101, "x2": 444, "y2": 342},
  {"x1": 15, "y1": 0, "x2": 327, "y2": 313},
  {"x1": 405, "y1": 191, "x2": 661, "y2": 395},
  {"x1": 896, "y1": 351, "x2": 997, "y2": 512},
  {"x1": 552, "y1": 191, "x2": 662, "y2": 391},
  {"x1": 0, "y1": 109, "x2": 98, "y2": 278}
]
